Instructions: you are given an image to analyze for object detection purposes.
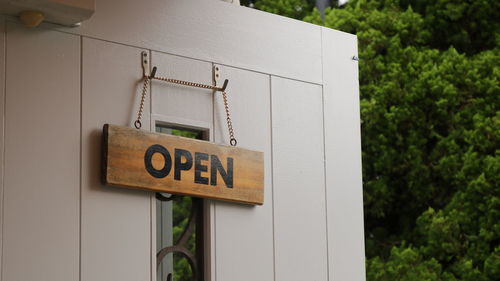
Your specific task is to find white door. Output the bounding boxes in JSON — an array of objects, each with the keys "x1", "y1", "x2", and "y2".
[{"x1": 0, "y1": 1, "x2": 365, "y2": 280}]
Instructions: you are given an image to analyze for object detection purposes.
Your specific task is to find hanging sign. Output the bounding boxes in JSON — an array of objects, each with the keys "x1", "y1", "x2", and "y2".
[{"x1": 102, "y1": 124, "x2": 264, "y2": 205}]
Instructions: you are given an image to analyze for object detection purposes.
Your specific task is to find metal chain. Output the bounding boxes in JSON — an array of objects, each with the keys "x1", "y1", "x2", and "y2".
[
  {"x1": 153, "y1": 76, "x2": 220, "y2": 91},
  {"x1": 221, "y1": 91, "x2": 237, "y2": 146},
  {"x1": 135, "y1": 76, "x2": 150, "y2": 129},
  {"x1": 134, "y1": 74, "x2": 237, "y2": 146}
]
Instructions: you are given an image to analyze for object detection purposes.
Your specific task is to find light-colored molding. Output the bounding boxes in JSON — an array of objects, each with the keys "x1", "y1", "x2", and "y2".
[
  {"x1": 322, "y1": 26, "x2": 366, "y2": 281},
  {"x1": 40, "y1": 0, "x2": 323, "y2": 84},
  {"x1": 3, "y1": 23, "x2": 80, "y2": 281},
  {"x1": 220, "y1": 0, "x2": 240, "y2": 4}
]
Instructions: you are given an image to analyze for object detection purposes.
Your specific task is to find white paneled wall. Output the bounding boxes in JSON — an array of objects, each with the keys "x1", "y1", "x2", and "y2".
[
  {"x1": 271, "y1": 77, "x2": 329, "y2": 281},
  {"x1": 52, "y1": 0, "x2": 323, "y2": 84},
  {"x1": 3, "y1": 23, "x2": 80, "y2": 281},
  {"x1": 151, "y1": 52, "x2": 214, "y2": 133},
  {"x1": 322, "y1": 28, "x2": 365, "y2": 281},
  {"x1": 81, "y1": 38, "x2": 152, "y2": 281},
  {"x1": 0, "y1": 1, "x2": 365, "y2": 280},
  {"x1": 150, "y1": 51, "x2": 215, "y2": 281},
  {"x1": 213, "y1": 65, "x2": 274, "y2": 281}
]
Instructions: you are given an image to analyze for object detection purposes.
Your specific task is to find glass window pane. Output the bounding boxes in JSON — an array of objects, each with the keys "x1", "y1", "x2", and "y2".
[{"x1": 155, "y1": 124, "x2": 205, "y2": 281}]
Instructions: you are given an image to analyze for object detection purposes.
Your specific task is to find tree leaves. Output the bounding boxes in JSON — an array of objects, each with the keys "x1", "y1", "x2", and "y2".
[
  {"x1": 315, "y1": 1, "x2": 499, "y2": 279},
  {"x1": 246, "y1": 0, "x2": 499, "y2": 279}
]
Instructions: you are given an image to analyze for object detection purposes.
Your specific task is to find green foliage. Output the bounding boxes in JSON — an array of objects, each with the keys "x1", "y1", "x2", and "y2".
[
  {"x1": 170, "y1": 186, "x2": 197, "y2": 281},
  {"x1": 252, "y1": 0, "x2": 316, "y2": 19},
  {"x1": 261, "y1": 0, "x2": 500, "y2": 279},
  {"x1": 367, "y1": 247, "x2": 449, "y2": 281},
  {"x1": 399, "y1": 0, "x2": 500, "y2": 55},
  {"x1": 171, "y1": 128, "x2": 202, "y2": 139},
  {"x1": 170, "y1": 130, "x2": 198, "y2": 281}
]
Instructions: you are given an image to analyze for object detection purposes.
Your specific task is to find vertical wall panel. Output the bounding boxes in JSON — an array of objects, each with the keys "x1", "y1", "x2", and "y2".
[
  {"x1": 322, "y1": 28, "x2": 366, "y2": 281},
  {"x1": 0, "y1": 16, "x2": 5, "y2": 279},
  {"x1": 213, "y1": 66, "x2": 274, "y2": 281},
  {"x1": 81, "y1": 38, "x2": 151, "y2": 281},
  {"x1": 3, "y1": 24, "x2": 80, "y2": 281},
  {"x1": 151, "y1": 52, "x2": 213, "y2": 127},
  {"x1": 271, "y1": 77, "x2": 328, "y2": 281},
  {"x1": 150, "y1": 52, "x2": 214, "y2": 281}
]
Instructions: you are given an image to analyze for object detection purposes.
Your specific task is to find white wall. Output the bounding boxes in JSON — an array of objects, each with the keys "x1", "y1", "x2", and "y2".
[
  {"x1": 2, "y1": 23, "x2": 80, "y2": 281},
  {"x1": 0, "y1": 1, "x2": 365, "y2": 280}
]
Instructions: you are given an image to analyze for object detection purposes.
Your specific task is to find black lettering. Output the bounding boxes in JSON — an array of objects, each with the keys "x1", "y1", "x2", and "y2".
[
  {"x1": 144, "y1": 144, "x2": 172, "y2": 178},
  {"x1": 194, "y1": 152, "x2": 209, "y2": 185},
  {"x1": 210, "y1": 155, "x2": 233, "y2": 188},
  {"x1": 174, "y1": 149, "x2": 193, "y2": 181}
]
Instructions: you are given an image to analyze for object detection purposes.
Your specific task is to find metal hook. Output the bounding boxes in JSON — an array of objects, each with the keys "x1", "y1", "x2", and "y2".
[
  {"x1": 150, "y1": 66, "x2": 157, "y2": 79},
  {"x1": 220, "y1": 79, "x2": 229, "y2": 92}
]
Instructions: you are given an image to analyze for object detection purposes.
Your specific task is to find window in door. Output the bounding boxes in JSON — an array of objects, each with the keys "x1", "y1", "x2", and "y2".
[{"x1": 156, "y1": 124, "x2": 207, "y2": 281}]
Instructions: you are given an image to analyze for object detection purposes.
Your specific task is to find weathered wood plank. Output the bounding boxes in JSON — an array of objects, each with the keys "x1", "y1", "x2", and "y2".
[{"x1": 103, "y1": 124, "x2": 264, "y2": 205}]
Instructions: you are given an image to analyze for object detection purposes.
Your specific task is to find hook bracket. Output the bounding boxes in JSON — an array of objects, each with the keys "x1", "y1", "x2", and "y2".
[
  {"x1": 150, "y1": 66, "x2": 157, "y2": 79},
  {"x1": 213, "y1": 64, "x2": 229, "y2": 91},
  {"x1": 141, "y1": 51, "x2": 150, "y2": 77},
  {"x1": 221, "y1": 79, "x2": 229, "y2": 92}
]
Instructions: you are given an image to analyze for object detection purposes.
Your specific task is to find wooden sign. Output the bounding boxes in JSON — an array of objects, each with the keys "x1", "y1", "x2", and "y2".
[{"x1": 102, "y1": 124, "x2": 264, "y2": 205}]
